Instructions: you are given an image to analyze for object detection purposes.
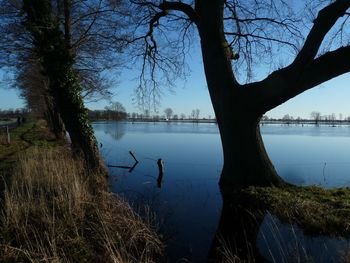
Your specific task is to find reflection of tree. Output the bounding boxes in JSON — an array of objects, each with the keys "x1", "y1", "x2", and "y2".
[
  {"x1": 208, "y1": 189, "x2": 269, "y2": 263},
  {"x1": 104, "y1": 122, "x2": 126, "y2": 141}
]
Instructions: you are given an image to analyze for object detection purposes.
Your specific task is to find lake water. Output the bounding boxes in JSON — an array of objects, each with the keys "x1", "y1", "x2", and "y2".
[{"x1": 93, "y1": 121, "x2": 350, "y2": 262}]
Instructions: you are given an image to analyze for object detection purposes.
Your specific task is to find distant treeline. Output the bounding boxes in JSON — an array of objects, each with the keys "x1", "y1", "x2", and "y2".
[
  {"x1": 88, "y1": 109, "x2": 127, "y2": 121},
  {"x1": 261, "y1": 119, "x2": 350, "y2": 126},
  {"x1": 0, "y1": 108, "x2": 28, "y2": 120}
]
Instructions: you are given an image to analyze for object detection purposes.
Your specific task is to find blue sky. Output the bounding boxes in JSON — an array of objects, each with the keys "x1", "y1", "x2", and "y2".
[{"x1": 1, "y1": 55, "x2": 350, "y2": 119}]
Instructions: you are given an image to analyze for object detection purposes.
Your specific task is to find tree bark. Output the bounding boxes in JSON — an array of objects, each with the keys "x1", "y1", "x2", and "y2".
[
  {"x1": 44, "y1": 94, "x2": 66, "y2": 140},
  {"x1": 219, "y1": 114, "x2": 283, "y2": 187},
  {"x1": 196, "y1": 0, "x2": 283, "y2": 187}
]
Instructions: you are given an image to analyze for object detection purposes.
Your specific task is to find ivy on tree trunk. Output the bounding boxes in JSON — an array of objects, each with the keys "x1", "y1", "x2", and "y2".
[{"x1": 22, "y1": 0, "x2": 104, "y2": 173}]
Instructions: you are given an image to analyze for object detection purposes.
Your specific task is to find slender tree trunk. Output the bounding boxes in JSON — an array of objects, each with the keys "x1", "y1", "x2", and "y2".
[
  {"x1": 44, "y1": 94, "x2": 66, "y2": 140},
  {"x1": 22, "y1": 0, "x2": 105, "y2": 174},
  {"x1": 50, "y1": 69, "x2": 103, "y2": 172},
  {"x1": 197, "y1": 0, "x2": 283, "y2": 187}
]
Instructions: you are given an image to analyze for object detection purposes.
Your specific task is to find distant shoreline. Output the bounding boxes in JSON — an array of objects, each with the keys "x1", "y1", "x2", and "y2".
[{"x1": 91, "y1": 118, "x2": 350, "y2": 126}]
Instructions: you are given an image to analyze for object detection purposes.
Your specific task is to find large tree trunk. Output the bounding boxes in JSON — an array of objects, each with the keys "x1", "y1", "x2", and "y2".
[
  {"x1": 197, "y1": 0, "x2": 283, "y2": 187},
  {"x1": 219, "y1": 113, "x2": 283, "y2": 187}
]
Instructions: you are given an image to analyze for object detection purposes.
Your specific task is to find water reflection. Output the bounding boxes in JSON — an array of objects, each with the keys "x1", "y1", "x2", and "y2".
[
  {"x1": 102, "y1": 121, "x2": 126, "y2": 141},
  {"x1": 257, "y1": 214, "x2": 350, "y2": 262},
  {"x1": 107, "y1": 150, "x2": 139, "y2": 173},
  {"x1": 208, "y1": 190, "x2": 269, "y2": 263}
]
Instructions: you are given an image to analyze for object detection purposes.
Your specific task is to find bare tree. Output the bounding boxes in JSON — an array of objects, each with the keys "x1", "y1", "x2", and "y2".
[
  {"x1": 195, "y1": 109, "x2": 200, "y2": 120},
  {"x1": 164, "y1": 107, "x2": 173, "y2": 119},
  {"x1": 190, "y1": 110, "x2": 196, "y2": 120},
  {"x1": 330, "y1": 113, "x2": 336, "y2": 126},
  {"x1": 128, "y1": 0, "x2": 350, "y2": 187},
  {"x1": 105, "y1": 101, "x2": 126, "y2": 120},
  {"x1": 0, "y1": 0, "x2": 121, "y2": 100},
  {"x1": 311, "y1": 111, "x2": 321, "y2": 126}
]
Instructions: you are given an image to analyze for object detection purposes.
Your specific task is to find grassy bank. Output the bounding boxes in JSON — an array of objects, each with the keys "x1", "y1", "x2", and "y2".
[
  {"x1": 0, "y1": 121, "x2": 162, "y2": 262},
  {"x1": 212, "y1": 186, "x2": 350, "y2": 263},
  {"x1": 238, "y1": 185, "x2": 350, "y2": 237}
]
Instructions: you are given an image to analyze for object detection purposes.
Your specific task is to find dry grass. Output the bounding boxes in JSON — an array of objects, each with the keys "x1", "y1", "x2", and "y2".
[
  {"x1": 0, "y1": 147, "x2": 163, "y2": 262},
  {"x1": 243, "y1": 186, "x2": 350, "y2": 237}
]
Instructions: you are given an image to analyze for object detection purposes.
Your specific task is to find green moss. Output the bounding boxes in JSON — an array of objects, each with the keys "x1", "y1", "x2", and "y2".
[{"x1": 240, "y1": 185, "x2": 350, "y2": 237}]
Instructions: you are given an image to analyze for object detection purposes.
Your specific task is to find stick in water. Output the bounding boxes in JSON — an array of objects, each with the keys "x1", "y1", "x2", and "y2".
[
  {"x1": 157, "y1": 158, "x2": 164, "y2": 188},
  {"x1": 129, "y1": 151, "x2": 139, "y2": 163}
]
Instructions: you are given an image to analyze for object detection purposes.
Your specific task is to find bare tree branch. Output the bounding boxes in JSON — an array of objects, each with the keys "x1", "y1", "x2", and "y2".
[
  {"x1": 294, "y1": 0, "x2": 350, "y2": 65},
  {"x1": 158, "y1": 1, "x2": 199, "y2": 24}
]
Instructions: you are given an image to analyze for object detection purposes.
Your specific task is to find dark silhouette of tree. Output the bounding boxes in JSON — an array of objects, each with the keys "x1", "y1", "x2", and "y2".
[{"x1": 128, "y1": 0, "x2": 350, "y2": 187}]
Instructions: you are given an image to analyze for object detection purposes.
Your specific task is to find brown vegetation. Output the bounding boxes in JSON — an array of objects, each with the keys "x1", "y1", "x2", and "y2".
[{"x1": 0, "y1": 145, "x2": 162, "y2": 262}]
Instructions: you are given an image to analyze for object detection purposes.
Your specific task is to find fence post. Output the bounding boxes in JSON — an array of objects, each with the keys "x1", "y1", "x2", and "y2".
[{"x1": 6, "y1": 126, "x2": 10, "y2": 145}]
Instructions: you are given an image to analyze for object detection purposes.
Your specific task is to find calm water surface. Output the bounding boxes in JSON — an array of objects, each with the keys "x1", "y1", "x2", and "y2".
[{"x1": 93, "y1": 122, "x2": 350, "y2": 262}]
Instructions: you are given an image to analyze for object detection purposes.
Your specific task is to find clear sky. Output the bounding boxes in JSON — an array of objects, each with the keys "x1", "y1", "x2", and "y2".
[
  {"x1": 83, "y1": 44, "x2": 350, "y2": 119},
  {"x1": 83, "y1": 50, "x2": 350, "y2": 119},
  {"x1": 1, "y1": 50, "x2": 350, "y2": 120}
]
